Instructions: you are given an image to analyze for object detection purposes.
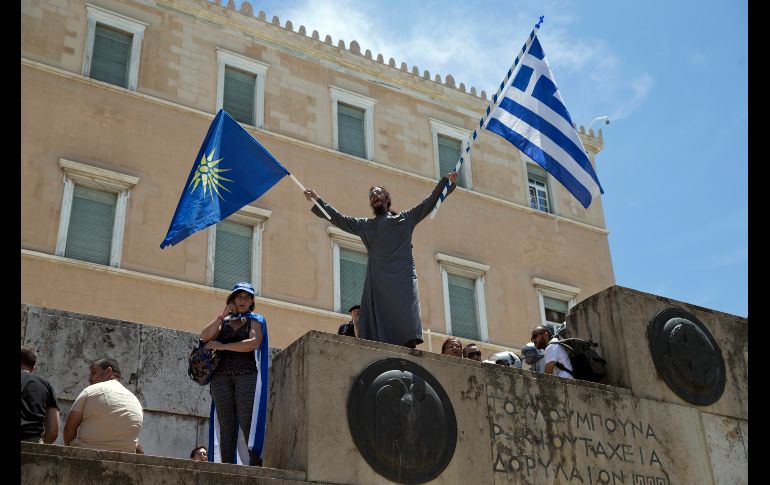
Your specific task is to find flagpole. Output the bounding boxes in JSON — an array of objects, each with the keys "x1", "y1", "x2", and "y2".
[
  {"x1": 429, "y1": 15, "x2": 545, "y2": 219},
  {"x1": 289, "y1": 173, "x2": 331, "y2": 220}
]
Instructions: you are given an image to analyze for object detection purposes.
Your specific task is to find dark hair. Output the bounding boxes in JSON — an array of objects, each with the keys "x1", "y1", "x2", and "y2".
[
  {"x1": 369, "y1": 185, "x2": 395, "y2": 213},
  {"x1": 190, "y1": 445, "x2": 207, "y2": 458},
  {"x1": 21, "y1": 346, "x2": 37, "y2": 368},
  {"x1": 348, "y1": 304, "x2": 360, "y2": 313},
  {"x1": 227, "y1": 290, "x2": 256, "y2": 311},
  {"x1": 91, "y1": 358, "x2": 122, "y2": 379},
  {"x1": 462, "y1": 343, "x2": 479, "y2": 357},
  {"x1": 441, "y1": 337, "x2": 463, "y2": 354}
]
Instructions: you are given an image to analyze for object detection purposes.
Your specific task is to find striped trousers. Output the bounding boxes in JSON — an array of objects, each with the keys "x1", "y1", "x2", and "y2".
[{"x1": 209, "y1": 372, "x2": 259, "y2": 465}]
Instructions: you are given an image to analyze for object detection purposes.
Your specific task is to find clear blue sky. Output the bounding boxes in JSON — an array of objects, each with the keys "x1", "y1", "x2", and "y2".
[{"x1": 236, "y1": 0, "x2": 748, "y2": 317}]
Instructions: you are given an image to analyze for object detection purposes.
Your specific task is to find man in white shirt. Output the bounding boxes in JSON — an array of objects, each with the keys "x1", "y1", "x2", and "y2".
[
  {"x1": 63, "y1": 358, "x2": 144, "y2": 453},
  {"x1": 531, "y1": 326, "x2": 574, "y2": 379}
]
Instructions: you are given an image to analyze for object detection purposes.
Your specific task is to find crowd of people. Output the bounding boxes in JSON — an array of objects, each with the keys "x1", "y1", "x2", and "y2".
[
  {"x1": 22, "y1": 292, "x2": 578, "y2": 467},
  {"x1": 21, "y1": 348, "x2": 144, "y2": 453},
  {"x1": 435, "y1": 325, "x2": 574, "y2": 379},
  {"x1": 21, "y1": 281, "x2": 269, "y2": 466}
]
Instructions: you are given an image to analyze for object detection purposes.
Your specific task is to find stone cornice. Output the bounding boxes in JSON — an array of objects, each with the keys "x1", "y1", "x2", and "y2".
[{"x1": 21, "y1": 249, "x2": 348, "y2": 320}]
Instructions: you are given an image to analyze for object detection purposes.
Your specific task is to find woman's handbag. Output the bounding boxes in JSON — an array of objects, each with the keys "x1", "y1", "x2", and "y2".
[{"x1": 188, "y1": 339, "x2": 220, "y2": 385}]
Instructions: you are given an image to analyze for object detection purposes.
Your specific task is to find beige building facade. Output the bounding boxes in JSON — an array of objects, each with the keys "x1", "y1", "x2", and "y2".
[{"x1": 21, "y1": 0, "x2": 614, "y2": 354}]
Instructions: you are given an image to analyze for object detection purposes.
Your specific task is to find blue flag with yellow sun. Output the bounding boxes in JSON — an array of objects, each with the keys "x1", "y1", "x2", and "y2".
[{"x1": 160, "y1": 109, "x2": 289, "y2": 248}]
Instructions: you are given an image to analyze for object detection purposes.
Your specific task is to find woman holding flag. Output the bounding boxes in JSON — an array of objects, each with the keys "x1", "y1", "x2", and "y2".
[{"x1": 200, "y1": 281, "x2": 269, "y2": 465}]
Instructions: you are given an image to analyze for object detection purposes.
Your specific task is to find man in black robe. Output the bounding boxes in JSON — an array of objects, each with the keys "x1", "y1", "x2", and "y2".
[{"x1": 305, "y1": 172, "x2": 457, "y2": 348}]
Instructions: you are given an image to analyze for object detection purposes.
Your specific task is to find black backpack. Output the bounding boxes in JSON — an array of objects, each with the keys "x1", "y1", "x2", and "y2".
[{"x1": 552, "y1": 338, "x2": 607, "y2": 382}]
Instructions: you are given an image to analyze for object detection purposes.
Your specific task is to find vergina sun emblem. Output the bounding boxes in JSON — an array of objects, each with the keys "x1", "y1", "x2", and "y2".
[{"x1": 188, "y1": 148, "x2": 233, "y2": 200}]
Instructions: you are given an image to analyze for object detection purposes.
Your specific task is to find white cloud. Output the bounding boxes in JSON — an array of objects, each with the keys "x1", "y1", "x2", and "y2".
[
  {"x1": 244, "y1": 0, "x2": 652, "y2": 121},
  {"x1": 612, "y1": 74, "x2": 654, "y2": 121}
]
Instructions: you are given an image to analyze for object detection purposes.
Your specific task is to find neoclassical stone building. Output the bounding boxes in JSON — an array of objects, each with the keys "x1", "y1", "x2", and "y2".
[{"x1": 21, "y1": 0, "x2": 614, "y2": 354}]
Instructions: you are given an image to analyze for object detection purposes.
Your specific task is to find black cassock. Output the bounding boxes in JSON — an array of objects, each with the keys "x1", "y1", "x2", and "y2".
[{"x1": 311, "y1": 176, "x2": 455, "y2": 346}]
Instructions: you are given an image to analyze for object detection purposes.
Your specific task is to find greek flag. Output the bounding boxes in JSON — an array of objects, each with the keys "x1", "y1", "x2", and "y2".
[{"x1": 484, "y1": 32, "x2": 604, "y2": 209}]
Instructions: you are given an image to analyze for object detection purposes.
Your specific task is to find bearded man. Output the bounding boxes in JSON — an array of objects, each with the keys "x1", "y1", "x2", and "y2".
[{"x1": 304, "y1": 172, "x2": 457, "y2": 348}]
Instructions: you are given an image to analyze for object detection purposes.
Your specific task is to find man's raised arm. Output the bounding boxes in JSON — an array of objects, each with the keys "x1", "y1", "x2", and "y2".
[
  {"x1": 304, "y1": 188, "x2": 364, "y2": 235},
  {"x1": 406, "y1": 171, "x2": 458, "y2": 225}
]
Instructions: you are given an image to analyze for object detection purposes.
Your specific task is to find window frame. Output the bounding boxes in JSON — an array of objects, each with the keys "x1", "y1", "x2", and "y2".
[
  {"x1": 327, "y1": 226, "x2": 367, "y2": 313},
  {"x1": 530, "y1": 277, "x2": 580, "y2": 328},
  {"x1": 523, "y1": 161, "x2": 559, "y2": 215},
  {"x1": 215, "y1": 48, "x2": 270, "y2": 128},
  {"x1": 435, "y1": 253, "x2": 490, "y2": 342},
  {"x1": 55, "y1": 158, "x2": 139, "y2": 268},
  {"x1": 83, "y1": 4, "x2": 147, "y2": 91},
  {"x1": 206, "y1": 205, "x2": 271, "y2": 295},
  {"x1": 329, "y1": 86, "x2": 376, "y2": 161},
  {"x1": 429, "y1": 118, "x2": 473, "y2": 189}
]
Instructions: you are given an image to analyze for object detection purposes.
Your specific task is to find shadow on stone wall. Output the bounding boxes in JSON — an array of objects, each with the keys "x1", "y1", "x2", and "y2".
[{"x1": 20, "y1": 305, "x2": 282, "y2": 459}]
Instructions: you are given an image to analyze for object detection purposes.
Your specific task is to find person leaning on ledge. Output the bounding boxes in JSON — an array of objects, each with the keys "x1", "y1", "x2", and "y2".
[
  {"x1": 531, "y1": 325, "x2": 574, "y2": 379},
  {"x1": 338, "y1": 304, "x2": 360, "y2": 337},
  {"x1": 63, "y1": 358, "x2": 144, "y2": 453},
  {"x1": 21, "y1": 346, "x2": 60, "y2": 444}
]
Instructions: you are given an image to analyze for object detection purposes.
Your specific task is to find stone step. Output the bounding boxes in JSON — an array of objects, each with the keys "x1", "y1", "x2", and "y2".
[{"x1": 21, "y1": 442, "x2": 322, "y2": 485}]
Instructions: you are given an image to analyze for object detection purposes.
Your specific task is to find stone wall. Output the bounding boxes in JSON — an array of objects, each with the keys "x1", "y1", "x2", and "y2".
[
  {"x1": 21, "y1": 284, "x2": 748, "y2": 484},
  {"x1": 20, "y1": 304, "x2": 280, "y2": 459},
  {"x1": 566, "y1": 286, "x2": 747, "y2": 419},
  {"x1": 264, "y1": 285, "x2": 748, "y2": 484},
  {"x1": 265, "y1": 330, "x2": 747, "y2": 484}
]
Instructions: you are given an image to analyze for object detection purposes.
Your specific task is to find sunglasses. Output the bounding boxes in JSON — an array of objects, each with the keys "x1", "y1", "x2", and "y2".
[{"x1": 465, "y1": 351, "x2": 481, "y2": 358}]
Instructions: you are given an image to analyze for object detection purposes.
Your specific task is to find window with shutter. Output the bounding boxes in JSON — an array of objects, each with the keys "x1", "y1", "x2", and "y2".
[
  {"x1": 531, "y1": 277, "x2": 580, "y2": 330},
  {"x1": 56, "y1": 159, "x2": 139, "y2": 268},
  {"x1": 543, "y1": 295, "x2": 568, "y2": 324},
  {"x1": 330, "y1": 87, "x2": 375, "y2": 161},
  {"x1": 223, "y1": 66, "x2": 256, "y2": 125},
  {"x1": 90, "y1": 24, "x2": 132, "y2": 88},
  {"x1": 84, "y1": 6, "x2": 146, "y2": 91},
  {"x1": 527, "y1": 164, "x2": 551, "y2": 213},
  {"x1": 438, "y1": 134, "x2": 467, "y2": 188},
  {"x1": 216, "y1": 50, "x2": 269, "y2": 129},
  {"x1": 447, "y1": 274, "x2": 479, "y2": 340},
  {"x1": 430, "y1": 118, "x2": 472, "y2": 189},
  {"x1": 337, "y1": 103, "x2": 366, "y2": 159},
  {"x1": 339, "y1": 247, "x2": 367, "y2": 314},
  {"x1": 436, "y1": 253, "x2": 489, "y2": 343},
  {"x1": 64, "y1": 186, "x2": 116, "y2": 265},
  {"x1": 213, "y1": 221, "x2": 252, "y2": 290}
]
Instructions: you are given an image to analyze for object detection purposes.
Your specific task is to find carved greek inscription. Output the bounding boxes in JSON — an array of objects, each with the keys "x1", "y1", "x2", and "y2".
[
  {"x1": 631, "y1": 474, "x2": 668, "y2": 485},
  {"x1": 461, "y1": 375, "x2": 483, "y2": 401},
  {"x1": 490, "y1": 394, "x2": 669, "y2": 484}
]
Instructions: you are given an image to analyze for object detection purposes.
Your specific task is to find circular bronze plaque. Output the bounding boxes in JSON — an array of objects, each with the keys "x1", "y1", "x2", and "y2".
[
  {"x1": 347, "y1": 358, "x2": 457, "y2": 484},
  {"x1": 648, "y1": 307, "x2": 726, "y2": 405}
]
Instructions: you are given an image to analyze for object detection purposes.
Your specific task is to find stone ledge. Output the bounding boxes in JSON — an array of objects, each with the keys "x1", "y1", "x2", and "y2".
[
  {"x1": 280, "y1": 330, "x2": 633, "y2": 396},
  {"x1": 21, "y1": 442, "x2": 312, "y2": 485}
]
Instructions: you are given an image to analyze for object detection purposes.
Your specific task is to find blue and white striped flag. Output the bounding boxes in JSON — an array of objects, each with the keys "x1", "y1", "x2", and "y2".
[{"x1": 484, "y1": 32, "x2": 603, "y2": 209}]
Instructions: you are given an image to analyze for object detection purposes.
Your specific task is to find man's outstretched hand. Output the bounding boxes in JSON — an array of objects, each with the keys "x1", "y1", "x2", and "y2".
[{"x1": 304, "y1": 188, "x2": 319, "y2": 201}]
